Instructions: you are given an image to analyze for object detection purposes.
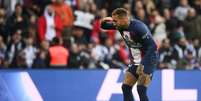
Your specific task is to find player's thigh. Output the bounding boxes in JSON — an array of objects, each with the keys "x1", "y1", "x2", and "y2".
[
  {"x1": 139, "y1": 56, "x2": 157, "y2": 87},
  {"x1": 141, "y1": 51, "x2": 158, "y2": 74},
  {"x1": 137, "y1": 73, "x2": 152, "y2": 87},
  {"x1": 123, "y1": 71, "x2": 138, "y2": 86},
  {"x1": 137, "y1": 64, "x2": 155, "y2": 87}
]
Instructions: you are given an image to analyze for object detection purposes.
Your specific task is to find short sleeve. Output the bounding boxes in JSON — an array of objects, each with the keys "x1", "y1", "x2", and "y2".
[{"x1": 134, "y1": 23, "x2": 150, "y2": 40}]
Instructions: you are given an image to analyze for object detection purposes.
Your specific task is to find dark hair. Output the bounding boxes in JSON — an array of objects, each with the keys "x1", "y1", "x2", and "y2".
[
  {"x1": 112, "y1": 8, "x2": 128, "y2": 18},
  {"x1": 52, "y1": 37, "x2": 60, "y2": 45},
  {"x1": 15, "y1": 3, "x2": 22, "y2": 9}
]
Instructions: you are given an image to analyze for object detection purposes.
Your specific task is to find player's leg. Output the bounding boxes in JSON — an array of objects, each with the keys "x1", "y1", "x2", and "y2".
[
  {"x1": 137, "y1": 73, "x2": 151, "y2": 101},
  {"x1": 122, "y1": 65, "x2": 139, "y2": 101},
  {"x1": 122, "y1": 72, "x2": 137, "y2": 101},
  {"x1": 137, "y1": 52, "x2": 158, "y2": 101},
  {"x1": 133, "y1": 64, "x2": 150, "y2": 101},
  {"x1": 137, "y1": 62, "x2": 157, "y2": 101}
]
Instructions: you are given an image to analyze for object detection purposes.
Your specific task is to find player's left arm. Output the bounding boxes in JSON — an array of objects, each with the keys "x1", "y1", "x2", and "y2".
[{"x1": 136, "y1": 24, "x2": 158, "y2": 65}]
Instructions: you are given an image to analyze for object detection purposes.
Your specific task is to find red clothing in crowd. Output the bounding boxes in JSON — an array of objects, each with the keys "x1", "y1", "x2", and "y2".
[
  {"x1": 118, "y1": 46, "x2": 129, "y2": 65},
  {"x1": 52, "y1": 2, "x2": 74, "y2": 27},
  {"x1": 49, "y1": 45, "x2": 69, "y2": 66},
  {"x1": 37, "y1": 15, "x2": 63, "y2": 42},
  {"x1": 91, "y1": 19, "x2": 116, "y2": 43}
]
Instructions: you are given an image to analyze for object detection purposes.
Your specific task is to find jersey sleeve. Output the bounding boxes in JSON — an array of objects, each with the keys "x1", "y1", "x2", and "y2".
[
  {"x1": 135, "y1": 24, "x2": 148, "y2": 38},
  {"x1": 101, "y1": 20, "x2": 116, "y2": 30},
  {"x1": 135, "y1": 23, "x2": 158, "y2": 65}
]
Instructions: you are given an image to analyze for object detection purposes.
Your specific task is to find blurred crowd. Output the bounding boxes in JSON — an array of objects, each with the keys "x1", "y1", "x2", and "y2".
[{"x1": 0, "y1": 0, "x2": 201, "y2": 70}]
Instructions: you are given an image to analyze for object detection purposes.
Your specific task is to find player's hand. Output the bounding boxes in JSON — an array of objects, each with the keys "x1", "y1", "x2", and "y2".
[
  {"x1": 100, "y1": 17, "x2": 116, "y2": 30},
  {"x1": 101, "y1": 17, "x2": 113, "y2": 23},
  {"x1": 136, "y1": 64, "x2": 144, "y2": 75}
]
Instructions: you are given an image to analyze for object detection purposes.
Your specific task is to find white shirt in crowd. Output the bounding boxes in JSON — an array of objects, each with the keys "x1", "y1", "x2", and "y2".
[
  {"x1": 91, "y1": 45, "x2": 108, "y2": 61},
  {"x1": 74, "y1": 10, "x2": 95, "y2": 29},
  {"x1": 44, "y1": 6, "x2": 56, "y2": 41},
  {"x1": 174, "y1": 6, "x2": 191, "y2": 21},
  {"x1": 23, "y1": 46, "x2": 37, "y2": 68}
]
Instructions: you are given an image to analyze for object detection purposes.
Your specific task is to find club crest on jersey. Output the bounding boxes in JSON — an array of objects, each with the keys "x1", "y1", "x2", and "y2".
[
  {"x1": 123, "y1": 31, "x2": 131, "y2": 41},
  {"x1": 122, "y1": 31, "x2": 142, "y2": 48}
]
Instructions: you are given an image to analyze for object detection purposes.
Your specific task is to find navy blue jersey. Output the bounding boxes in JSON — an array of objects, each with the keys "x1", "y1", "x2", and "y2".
[{"x1": 101, "y1": 19, "x2": 158, "y2": 68}]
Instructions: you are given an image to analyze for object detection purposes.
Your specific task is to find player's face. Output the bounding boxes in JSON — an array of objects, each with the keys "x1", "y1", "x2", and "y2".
[{"x1": 112, "y1": 15, "x2": 129, "y2": 30}]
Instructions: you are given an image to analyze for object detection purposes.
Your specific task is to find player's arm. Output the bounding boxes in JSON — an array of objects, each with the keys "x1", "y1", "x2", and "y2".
[
  {"x1": 101, "y1": 17, "x2": 116, "y2": 30},
  {"x1": 136, "y1": 25, "x2": 158, "y2": 64}
]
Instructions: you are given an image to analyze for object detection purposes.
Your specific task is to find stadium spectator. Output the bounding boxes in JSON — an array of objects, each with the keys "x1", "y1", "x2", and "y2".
[
  {"x1": 27, "y1": 24, "x2": 38, "y2": 45},
  {"x1": 67, "y1": 43, "x2": 81, "y2": 68},
  {"x1": 103, "y1": 37, "x2": 116, "y2": 68},
  {"x1": 28, "y1": 0, "x2": 51, "y2": 16},
  {"x1": 73, "y1": 3, "x2": 95, "y2": 43},
  {"x1": 144, "y1": 0, "x2": 156, "y2": 15},
  {"x1": 1, "y1": 0, "x2": 24, "y2": 15},
  {"x1": 163, "y1": 8, "x2": 177, "y2": 32},
  {"x1": 51, "y1": 0, "x2": 74, "y2": 27},
  {"x1": 38, "y1": 5, "x2": 63, "y2": 42},
  {"x1": 172, "y1": 34, "x2": 188, "y2": 60},
  {"x1": 183, "y1": 8, "x2": 201, "y2": 41},
  {"x1": 22, "y1": 36, "x2": 37, "y2": 68},
  {"x1": 163, "y1": 8, "x2": 180, "y2": 44},
  {"x1": 68, "y1": 43, "x2": 93, "y2": 69},
  {"x1": 6, "y1": 3, "x2": 28, "y2": 36},
  {"x1": 132, "y1": 0, "x2": 144, "y2": 16},
  {"x1": 177, "y1": 45, "x2": 198, "y2": 70},
  {"x1": 48, "y1": 37, "x2": 69, "y2": 68},
  {"x1": 174, "y1": 0, "x2": 191, "y2": 21},
  {"x1": 135, "y1": 8, "x2": 149, "y2": 26},
  {"x1": 112, "y1": 38, "x2": 129, "y2": 68},
  {"x1": 15, "y1": 49, "x2": 27, "y2": 68},
  {"x1": 91, "y1": 33, "x2": 109, "y2": 69},
  {"x1": 28, "y1": 14, "x2": 37, "y2": 25},
  {"x1": 77, "y1": 43, "x2": 91, "y2": 69},
  {"x1": 5, "y1": 29, "x2": 25, "y2": 68},
  {"x1": 193, "y1": 0, "x2": 201, "y2": 15},
  {"x1": 72, "y1": 26, "x2": 88, "y2": 44},
  {"x1": 64, "y1": 0, "x2": 80, "y2": 9},
  {"x1": 91, "y1": 8, "x2": 106, "y2": 43},
  {"x1": 158, "y1": 38, "x2": 174, "y2": 69},
  {"x1": 150, "y1": 9, "x2": 167, "y2": 47},
  {"x1": 78, "y1": 0, "x2": 93, "y2": 11},
  {"x1": 32, "y1": 40, "x2": 49, "y2": 68},
  {"x1": 169, "y1": 26, "x2": 185, "y2": 46},
  {"x1": 172, "y1": 35, "x2": 197, "y2": 69},
  {"x1": 91, "y1": 8, "x2": 116, "y2": 44},
  {"x1": 122, "y1": 3, "x2": 132, "y2": 16}
]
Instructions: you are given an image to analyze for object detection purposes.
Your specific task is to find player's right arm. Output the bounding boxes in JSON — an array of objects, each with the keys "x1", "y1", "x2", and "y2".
[{"x1": 101, "y1": 17, "x2": 117, "y2": 30}]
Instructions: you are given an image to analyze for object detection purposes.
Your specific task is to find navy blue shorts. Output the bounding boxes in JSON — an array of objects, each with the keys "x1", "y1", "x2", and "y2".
[{"x1": 127, "y1": 51, "x2": 159, "y2": 79}]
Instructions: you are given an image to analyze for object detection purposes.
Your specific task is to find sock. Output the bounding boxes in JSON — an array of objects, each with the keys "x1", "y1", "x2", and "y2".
[
  {"x1": 137, "y1": 85, "x2": 148, "y2": 101},
  {"x1": 122, "y1": 84, "x2": 134, "y2": 101}
]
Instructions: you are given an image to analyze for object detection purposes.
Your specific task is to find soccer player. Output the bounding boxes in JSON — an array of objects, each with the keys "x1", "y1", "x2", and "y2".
[{"x1": 101, "y1": 8, "x2": 159, "y2": 101}]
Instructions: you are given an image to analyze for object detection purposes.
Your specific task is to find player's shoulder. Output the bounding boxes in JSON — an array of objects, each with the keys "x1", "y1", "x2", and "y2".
[
  {"x1": 131, "y1": 19, "x2": 147, "y2": 29},
  {"x1": 131, "y1": 19, "x2": 143, "y2": 24},
  {"x1": 130, "y1": 19, "x2": 150, "y2": 34}
]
